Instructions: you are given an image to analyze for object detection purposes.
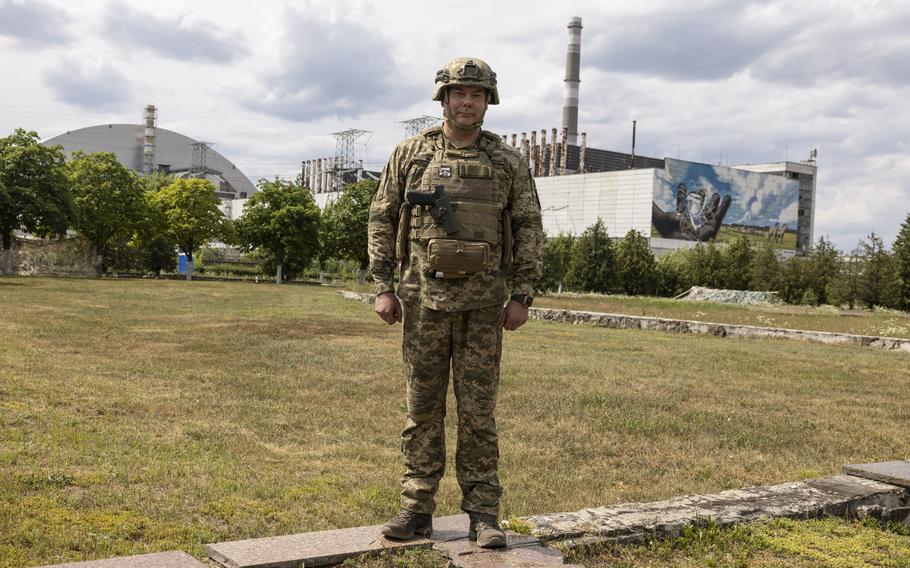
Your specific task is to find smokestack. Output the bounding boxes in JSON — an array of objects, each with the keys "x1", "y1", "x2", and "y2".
[
  {"x1": 142, "y1": 104, "x2": 157, "y2": 174},
  {"x1": 579, "y1": 132, "x2": 587, "y2": 173},
  {"x1": 549, "y1": 128, "x2": 557, "y2": 176},
  {"x1": 562, "y1": 17, "x2": 582, "y2": 146}
]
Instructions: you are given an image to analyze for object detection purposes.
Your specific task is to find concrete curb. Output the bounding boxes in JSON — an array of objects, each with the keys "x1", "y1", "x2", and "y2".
[{"x1": 338, "y1": 291, "x2": 910, "y2": 353}]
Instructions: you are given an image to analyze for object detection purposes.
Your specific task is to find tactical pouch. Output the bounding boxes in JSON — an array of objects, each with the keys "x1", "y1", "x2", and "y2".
[{"x1": 426, "y1": 238, "x2": 489, "y2": 279}]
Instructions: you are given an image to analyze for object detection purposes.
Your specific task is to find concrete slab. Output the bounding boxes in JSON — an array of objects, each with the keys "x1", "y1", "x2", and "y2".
[
  {"x1": 844, "y1": 461, "x2": 910, "y2": 488},
  {"x1": 435, "y1": 535, "x2": 571, "y2": 568},
  {"x1": 206, "y1": 514, "x2": 469, "y2": 568},
  {"x1": 521, "y1": 475, "x2": 908, "y2": 544},
  {"x1": 35, "y1": 551, "x2": 206, "y2": 568}
]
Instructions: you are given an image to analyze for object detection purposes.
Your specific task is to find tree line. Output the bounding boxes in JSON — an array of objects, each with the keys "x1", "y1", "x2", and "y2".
[
  {"x1": 0, "y1": 128, "x2": 368, "y2": 281},
  {"x1": 540, "y1": 219, "x2": 910, "y2": 311},
  {"x1": 3, "y1": 127, "x2": 909, "y2": 311}
]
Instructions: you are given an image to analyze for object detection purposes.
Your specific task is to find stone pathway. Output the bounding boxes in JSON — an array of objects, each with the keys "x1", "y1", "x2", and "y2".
[
  {"x1": 520, "y1": 473, "x2": 909, "y2": 546},
  {"x1": 34, "y1": 552, "x2": 207, "y2": 568},
  {"x1": 205, "y1": 514, "x2": 577, "y2": 568},
  {"x1": 32, "y1": 462, "x2": 910, "y2": 568},
  {"x1": 337, "y1": 291, "x2": 910, "y2": 353}
]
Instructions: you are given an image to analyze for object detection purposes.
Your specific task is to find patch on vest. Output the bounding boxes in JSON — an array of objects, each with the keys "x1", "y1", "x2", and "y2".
[{"x1": 437, "y1": 165, "x2": 452, "y2": 178}]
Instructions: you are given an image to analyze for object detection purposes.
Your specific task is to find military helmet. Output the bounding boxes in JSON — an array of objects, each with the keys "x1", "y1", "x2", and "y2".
[{"x1": 432, "y1": 57, "x2": 499, "y2": 105}]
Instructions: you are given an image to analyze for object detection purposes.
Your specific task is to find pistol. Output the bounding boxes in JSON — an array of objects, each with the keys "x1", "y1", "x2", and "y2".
[{"x1": 406, "y1": 184, "x2": 459, "y2": 235}]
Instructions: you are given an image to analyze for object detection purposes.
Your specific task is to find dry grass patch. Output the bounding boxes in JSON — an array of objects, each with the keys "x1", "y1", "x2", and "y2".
[{"x1": 1, "y1": 277, "x2": 909, "y2": 566}]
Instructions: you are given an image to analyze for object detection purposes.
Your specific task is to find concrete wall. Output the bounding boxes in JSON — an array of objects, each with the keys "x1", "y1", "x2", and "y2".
[
  {"x1": 6, "y1": 236, "x2": 96, "y2": 276},
  {"x1": 535, "y1": 169, "x2": 656, "y2": 237}
]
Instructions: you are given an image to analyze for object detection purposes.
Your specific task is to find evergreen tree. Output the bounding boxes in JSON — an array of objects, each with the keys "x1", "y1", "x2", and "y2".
[
  {"x1": 565, "y1": 219, "x2": 615, "y2": 293},
  {"x1": 806, "y1": 236, "x2": 839, "y2": 305},
  {"x1": 779, "y1": 256, "x2": 808, "y2": 304},
  {"x1": 749, "y1": 242, "x2": 782, "y2": 291},
  {"x1": 687, "y1": 242, "x2": 724, "y2": 288},
  {"x1": 538, "y1": 232, "x2": 575, "y2": 293},
  {"x1": 827, "y1": 246, "x2": 863, "y2": 309},
  {"x1": 720, "y1": 235, "x2": 754, "y2": 290},
  {"x1": 892, "y1": 212, "x2": 910, "y2": 311},
  {"x1": 858, "y1": 233, "x2": 900, "y2": 309},
  {"x1": 616, "y1": 229, "x2": 658, "y2": 295},
  {"x1": 655, "y1": 250, "x2": 689, "y2": 297}
]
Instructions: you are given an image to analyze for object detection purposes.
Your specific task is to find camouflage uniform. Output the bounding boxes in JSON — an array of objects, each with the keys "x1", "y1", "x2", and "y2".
[{"x1": 368, "y1": 124, "x2": 543, "y2": 516}]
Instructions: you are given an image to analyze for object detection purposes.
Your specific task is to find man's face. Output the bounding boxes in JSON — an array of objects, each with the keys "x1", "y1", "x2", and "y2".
[{"x1": 443, "y1": 85, "x2": 488, "y2": 129}]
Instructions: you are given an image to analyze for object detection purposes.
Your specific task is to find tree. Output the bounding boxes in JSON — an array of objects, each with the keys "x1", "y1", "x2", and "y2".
[
  {"x1": 149, "y1": 178, "x2": 231, "y2": 280},
  {"x1": 828, "y1": 246, "x2": 863, "y2": 309},
  {"x1": 565, "y1": 219, "x2": 615, "y2": 293},
  {"x1": 655, "y1": 250, "x2": 689, "y2": 297},
  {"x1": 749, "y1": 243, "x2": 782, "y2": 292},
  {"x1": 0, "y1": 129, "x2": 73, "y2": 274},
  {"x1": 615, "y1": 229, "x2": 658, "y2": 295},
  {"x1": 235, "y1": 178, "x2": 321, "y2": 283},
  {"x1": 686, "y1": 242, "x2": 724, "y2": 288},
  {"x1": 538, "y1": 232, "x2": 575, "y2": 293},
  {"x1": 66, "y1": 151, "x2": 145, "y2": 274},
  {"x1": 805, "y1": 236, "x2": 839, "y2": 305},
  {"x1": 893, "y1": 213, "x2": 910, "y2": 311},
  {"x1": 779, "y1": 256, "x2": 808, "y2": 304},
  {"x1": 320, "y1": 179, "x2": 376, "y2": 283},
  {"x1": 858, "y1": 233, "x2": 900, "y2": 309},
  {"x1": 720, "y1": 235, "x2": 754, "y2": 290}
]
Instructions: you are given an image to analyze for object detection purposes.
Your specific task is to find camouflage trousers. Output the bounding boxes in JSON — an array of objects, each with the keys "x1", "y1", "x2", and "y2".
[{"x1": 399, "y1": 301, "x2": 503, "y2": 517}]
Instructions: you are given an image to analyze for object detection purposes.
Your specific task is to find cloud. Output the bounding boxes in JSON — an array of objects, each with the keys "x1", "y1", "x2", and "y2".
[
  {"x1": 102, "y1": 2, "x2": 248, "y2": 64},
  {"x1": 0, "y1": 0, "x2": 71, "y2": 47},
  {"x1": 751, "y1": 5, "x2": 910, "y2": 87},
  {"x1": 42, "y1": 54, "x2": 132, "y2": 109},
  {"x1": 583, "y1": 2, "x2": 796, "y2": 81},
  {"x1": 237, "y1": 6, "x2": 420, "y2": 121}
]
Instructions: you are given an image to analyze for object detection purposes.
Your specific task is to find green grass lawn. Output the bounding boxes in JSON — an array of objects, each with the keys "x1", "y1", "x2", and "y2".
[
  {"x1": 535, "y1": 293, "x2": 910, "y2": 339},
  {"x1": 2, "y1": 277, "x2": 909, "y2": 567}
]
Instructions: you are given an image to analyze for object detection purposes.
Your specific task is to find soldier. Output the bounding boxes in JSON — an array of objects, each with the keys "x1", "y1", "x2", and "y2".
[{"x1": 367, "y1": 57, "x2": 543, "y2": 548}]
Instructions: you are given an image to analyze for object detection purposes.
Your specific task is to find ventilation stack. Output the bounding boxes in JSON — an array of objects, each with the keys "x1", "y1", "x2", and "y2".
[
  {"x1": 562, "y1": 17, "x2": 582, "y2": 146},
  {"x1": 142, "y1": 105, "x2": 157, "y2": 174}
]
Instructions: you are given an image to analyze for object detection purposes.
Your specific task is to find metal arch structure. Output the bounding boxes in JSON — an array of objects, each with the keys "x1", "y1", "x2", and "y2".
[{"x1": 42, "y1": 125, "x2": 257, "y2": 197}]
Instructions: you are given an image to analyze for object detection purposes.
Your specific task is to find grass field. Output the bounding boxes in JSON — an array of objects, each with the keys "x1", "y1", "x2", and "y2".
[
  {"x1": 535, "y1": 293, "x2": 910, "y2": 339},
  {"x1": 2, "y1": 277, "x2": 909, "y2": 567}
]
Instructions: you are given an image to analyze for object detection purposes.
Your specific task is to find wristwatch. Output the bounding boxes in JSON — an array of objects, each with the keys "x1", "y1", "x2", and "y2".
[{"x1": 510, "y1": 294, "x2": 533, "y2": 308}]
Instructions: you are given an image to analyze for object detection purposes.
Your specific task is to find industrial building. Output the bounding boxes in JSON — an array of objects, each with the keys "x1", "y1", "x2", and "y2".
[
  {"x1": 42, "y1": 105, "x2": 257, "y2": 200},
  {"x1": 241, "y1": 15, "x2": 819, "y2": 256}
]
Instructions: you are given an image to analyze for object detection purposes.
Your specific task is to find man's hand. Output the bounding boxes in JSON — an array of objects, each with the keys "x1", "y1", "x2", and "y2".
[
  {"x1": 500, "y1": 300, "x2": 529, "y2": 331},
  {"x1": 374, "y1": 292, "x2": 402, "y2": 324}
]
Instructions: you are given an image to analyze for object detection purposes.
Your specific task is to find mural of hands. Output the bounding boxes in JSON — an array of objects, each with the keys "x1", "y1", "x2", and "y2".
[{"x1": 652, "y1": 182, "x2": 732, "y2": 241}]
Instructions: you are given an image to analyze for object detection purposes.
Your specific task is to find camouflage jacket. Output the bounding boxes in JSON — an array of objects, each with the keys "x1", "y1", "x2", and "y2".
[{"x1": 368, "y1": 126, "x2": 542, "y2": 312}]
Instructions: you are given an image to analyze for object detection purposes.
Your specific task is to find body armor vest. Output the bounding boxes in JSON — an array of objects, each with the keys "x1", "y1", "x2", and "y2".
[{"x1": 402, "y1": 129, "x2": 510, "y2": 277}]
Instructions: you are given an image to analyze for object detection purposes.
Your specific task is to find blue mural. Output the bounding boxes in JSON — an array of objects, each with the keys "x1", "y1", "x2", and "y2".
[{"x1": 652, "y1": 159, "x2": 800, "y2": 247}]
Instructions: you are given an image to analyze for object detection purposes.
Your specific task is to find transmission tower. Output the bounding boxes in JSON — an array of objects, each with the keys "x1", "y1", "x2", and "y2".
[
  {"x1": 191, "y1": 142, "x2": 215, "y2": 173},
  {"x1": 332, "y1": 129, "x2": 370, "y2": 171},
  {"x1": 399, "y1": 115, "x2": 439, "y2": 137}
]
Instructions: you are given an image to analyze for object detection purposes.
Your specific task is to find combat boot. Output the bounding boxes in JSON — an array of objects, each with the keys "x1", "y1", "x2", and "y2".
[
  {"x1": 468, "y1": 512, "x2": 506, "y2": 548},
  {"x1": 381, "y1": 509, "x2": 433, "y2": 540}
]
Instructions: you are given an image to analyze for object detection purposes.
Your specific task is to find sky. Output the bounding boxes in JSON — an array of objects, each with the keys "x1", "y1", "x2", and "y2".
[{"x1": 0, "y1": 0, "x2": 907, "y2": 250}]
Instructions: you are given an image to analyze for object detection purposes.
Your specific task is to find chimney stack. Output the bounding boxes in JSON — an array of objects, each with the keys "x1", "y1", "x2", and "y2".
[{"x1": 562, "y1": 17, "x2": 582, "y2": 146}]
